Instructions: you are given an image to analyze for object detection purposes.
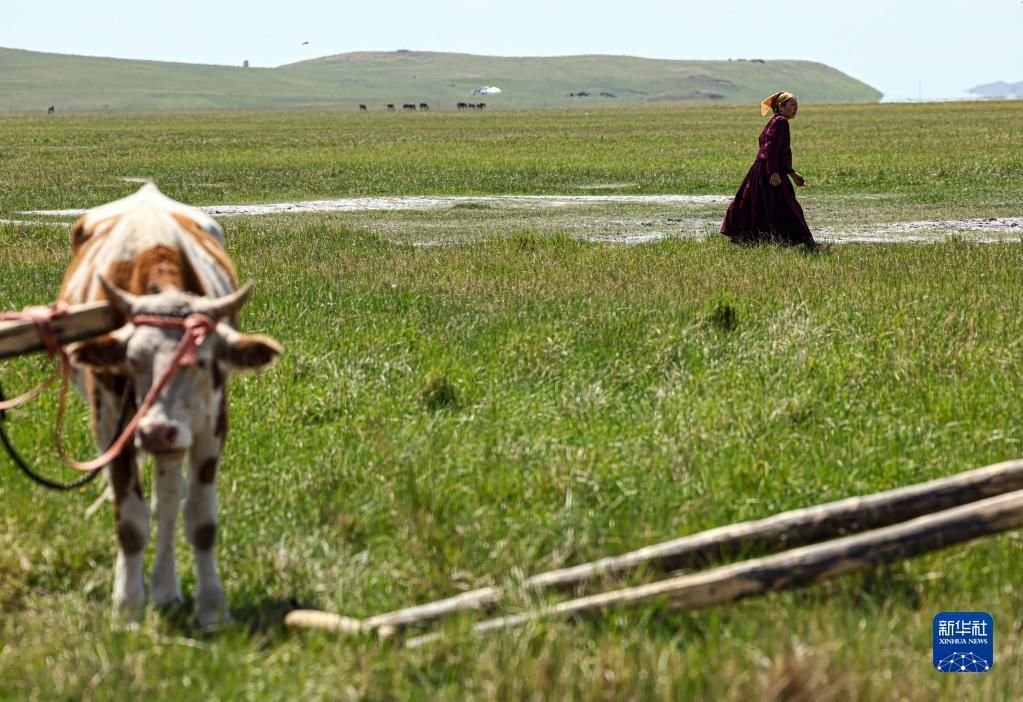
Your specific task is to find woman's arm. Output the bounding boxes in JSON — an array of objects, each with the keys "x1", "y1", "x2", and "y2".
[
  {"x1": 767, "y1": 118, "x2": 804, "y2": 187},
  {"x1": 765, "y1": 117, "x2": 791, "y2": 186}
]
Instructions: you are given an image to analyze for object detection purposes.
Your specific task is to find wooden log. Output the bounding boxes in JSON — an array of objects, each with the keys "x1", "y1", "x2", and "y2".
[
  {"x1": 0, "y1": 302, "x2": 116, "y2": 361},
  {"x1": 286, "y1": 459, "x2": 1023, "y2": 636},
  {"x1": 283, "y1": 610, "x2": 364, "y2": 636},
  {"x1": 405, "y1": 487, "x2": 1023, "y2": 648}
]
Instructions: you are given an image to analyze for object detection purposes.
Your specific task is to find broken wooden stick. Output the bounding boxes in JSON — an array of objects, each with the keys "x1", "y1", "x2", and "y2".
[
  {"x1": 0, "y1": 301, "x2": 116, "y2": 361},
  {"x1": 285, "y1": 459, "x2": 1023, "y2": 637},
  {"x1": 282, "y1": 610, "x2": 364, "y2": 636},
  {"x1": 405, "y1": 486, "x2": 1023, "y2": 648}
]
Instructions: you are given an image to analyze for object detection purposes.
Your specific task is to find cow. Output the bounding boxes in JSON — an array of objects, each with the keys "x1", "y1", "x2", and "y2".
[
  {"x1": 47, "y1": 105, "x2": 55, "y2": 114},
  {"x1": 418, "y1": 103, "x2": 429, "y2": 111},
  {"x1": 386, "y1": 104, "x2": 396, "y2": 112},
  {"x1": 456, "y1": 102, "x2": 468, "y2": 111},
  {"x1": 402, "y1": 103, "x2": 417, "y2": 111},
  {"x1": 59, "y1": 183, "x2": 282, "y2": 627},
  {"x1": 358, "y1": 104, "x2": 367, "y2": 112}
]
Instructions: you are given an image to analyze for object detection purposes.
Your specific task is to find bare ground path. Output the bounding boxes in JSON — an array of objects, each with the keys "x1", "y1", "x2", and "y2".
[{"x1": 9, "y1": 194, "x2": 1023, "y2": 245}]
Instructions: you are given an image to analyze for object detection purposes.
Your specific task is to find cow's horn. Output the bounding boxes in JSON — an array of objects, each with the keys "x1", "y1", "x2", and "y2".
[
  {"x1": 97, "y1": 275, "x2": 137, "y2": 316},
  {"x1": 200, "y1": 281, "x2": 256, "y2": 321}
]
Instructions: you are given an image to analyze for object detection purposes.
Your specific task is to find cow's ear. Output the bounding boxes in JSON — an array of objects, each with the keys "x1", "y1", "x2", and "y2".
[
  {"x1": 69, "y1": 333, "x2": 129, "y2": 369},
  {"x1": 70, "y1": 217, "x2": 92, "y2": 253},
  {"x1": 217, "y1": 326, "x2": 282, "y2": 370}
]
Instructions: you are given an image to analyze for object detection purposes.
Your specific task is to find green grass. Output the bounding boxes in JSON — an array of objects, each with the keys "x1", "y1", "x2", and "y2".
[
  {"x1": 1, "y1": 104, "x2": 1023, "y2": 700},
  {"x1": 0, "y1": 101, "x2": 1019, "y2": 219},
  {"x1": 0, "y1": 46, "x2": 881, "y2": 112}
]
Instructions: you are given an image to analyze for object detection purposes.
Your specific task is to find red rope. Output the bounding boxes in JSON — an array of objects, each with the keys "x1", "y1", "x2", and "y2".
[{"x1": 0, "y1": 302, "x2": 70, "y2": 411}]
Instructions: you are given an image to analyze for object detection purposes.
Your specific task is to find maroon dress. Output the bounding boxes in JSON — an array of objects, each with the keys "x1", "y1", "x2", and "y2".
[{"x1": 721, "y1": 114, "x2": 813, "y2": 245}]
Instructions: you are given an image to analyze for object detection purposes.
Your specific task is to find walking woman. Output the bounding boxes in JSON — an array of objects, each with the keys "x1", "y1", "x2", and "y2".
[{"x1": 721, "y1": 91, "x2": 814, "y2": 245}]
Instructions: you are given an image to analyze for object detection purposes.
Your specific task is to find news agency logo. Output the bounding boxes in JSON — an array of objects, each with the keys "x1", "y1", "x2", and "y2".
[{"x1": 933, "y1": 612, "x2": 993, "y2": 673}]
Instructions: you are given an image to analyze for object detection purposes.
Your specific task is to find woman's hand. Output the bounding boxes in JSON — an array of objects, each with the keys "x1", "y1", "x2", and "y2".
[
  {"x1": 791, "y1": 172, "x2": 806, "y2": 187},
  {"x1": 769, "y1": 173, "x2": 782, "y2": 187}
]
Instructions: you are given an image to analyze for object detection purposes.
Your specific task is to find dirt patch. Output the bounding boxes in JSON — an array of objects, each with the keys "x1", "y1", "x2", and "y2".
[
  {"x1": 817, "y1": 217, "x2": 1023, "y2": 243},
  {"x1": 825, "y1": 217, "x2": 1023, "y2": 234},
  {"x1": 21, "y1": 194, "x2": 731, "y2": 219},
  {"x1": 0, "y1": 219, "x2": 55, "y2": 227},
  {"x1": 13, "y1": 196, "x2": 1023, "y2": 245},
  {"x1": 577, "y1": 232, "x2": 671, "y2": 245}
]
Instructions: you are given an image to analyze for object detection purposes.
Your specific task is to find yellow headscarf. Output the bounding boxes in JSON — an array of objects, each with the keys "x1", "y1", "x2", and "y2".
[{"x1": 761, "y1": 91, "x2": 796, "y2": 116}]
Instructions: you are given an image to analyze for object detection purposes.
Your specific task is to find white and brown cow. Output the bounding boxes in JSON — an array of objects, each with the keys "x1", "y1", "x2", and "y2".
[{"x1": 60, "y1": 183, "x2": 281, "y2": 626}]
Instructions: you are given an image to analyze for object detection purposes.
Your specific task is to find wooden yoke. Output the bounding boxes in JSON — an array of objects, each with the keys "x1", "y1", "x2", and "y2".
[{"x1": 0, "y1": 301, "x2": 116, "y2": 361}]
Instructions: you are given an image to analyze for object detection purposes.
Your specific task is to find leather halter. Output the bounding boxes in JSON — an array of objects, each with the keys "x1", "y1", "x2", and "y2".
[{"x1": 58, "y1": 313, "x2": 217, "y2": 471}]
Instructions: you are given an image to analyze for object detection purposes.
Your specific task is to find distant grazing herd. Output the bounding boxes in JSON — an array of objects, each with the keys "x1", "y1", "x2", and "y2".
[{"x1": 356, "y1": 102, "x2": 488, "y2": 112}]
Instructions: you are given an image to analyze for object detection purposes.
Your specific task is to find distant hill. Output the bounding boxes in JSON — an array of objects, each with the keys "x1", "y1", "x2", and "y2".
[
  {"x1": 968, "y1": 80, "x2": 1023, "y2": 98},
  {"x1": 0, "y1": 47, "x2": 882, "y2": 112}
]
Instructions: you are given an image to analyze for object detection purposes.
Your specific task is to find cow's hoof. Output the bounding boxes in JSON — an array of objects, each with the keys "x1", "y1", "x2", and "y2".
[
  {"x1": 195, "y1": 581, "x2": 229, "y2": 631},
  {"x1": 154, "y1": 595, "x2": 185, "y2": 612},
  {"x1": 151, "y1": 562, "x2": 181, "y2": 607},
  {"x1": 197, "y1": 607, "x2": 233, "y2": 633},
  {"x1": 152, "y1": 585, "x2": 183, "y2": 609}
]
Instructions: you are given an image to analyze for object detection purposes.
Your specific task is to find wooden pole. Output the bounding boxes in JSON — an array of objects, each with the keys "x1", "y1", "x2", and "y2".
[
  {"x1": 405, "y1": 487, "x2": 1023, "y2": 648},
  {"x1": 285, "y1": 459, "x2": 1023, "y2": 636},
  {"x1": 281, "y1": 610, "x2": 364, "y2": 635},
  {"x1": 0, "y1": 302, "x2": 116, "y2": 361}
]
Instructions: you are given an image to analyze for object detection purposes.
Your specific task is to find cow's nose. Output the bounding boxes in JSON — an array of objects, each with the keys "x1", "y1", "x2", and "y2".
[{"x1": 138, "y1": 422, "x2": 182, "y2": 454}]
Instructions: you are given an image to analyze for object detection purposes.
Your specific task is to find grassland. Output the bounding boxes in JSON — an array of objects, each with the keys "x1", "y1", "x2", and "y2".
[
  {"x1": 0, "y1": 101, "x2": 1020, "y2": 219},
  {"x1": 0, "y1": 46, "x2": 881, "y2": 112},
  {"x1": 0, "y1": 102, "x2": 1022, "y2": 700}
]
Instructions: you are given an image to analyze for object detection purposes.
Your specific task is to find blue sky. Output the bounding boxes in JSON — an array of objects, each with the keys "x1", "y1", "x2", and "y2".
[{"x1": 3, "y1": 1, "x2": 1020, "y2": 101}]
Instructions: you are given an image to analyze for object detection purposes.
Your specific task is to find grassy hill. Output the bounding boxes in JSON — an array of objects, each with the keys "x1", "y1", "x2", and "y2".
[{"x1": 0, "y1": 46, "x2": 882, "y2": 112}]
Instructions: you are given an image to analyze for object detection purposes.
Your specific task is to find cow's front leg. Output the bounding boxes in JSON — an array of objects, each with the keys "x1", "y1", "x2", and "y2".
[
  {"x1": 110, "y1": 446, "x2": 149, "y2": 621},
  {"x1": 185, "y1": 441, "x2": 228, "y2": 629},
  {"x1": 150, "y1": 458, "x2": 184, "y2": 606}
]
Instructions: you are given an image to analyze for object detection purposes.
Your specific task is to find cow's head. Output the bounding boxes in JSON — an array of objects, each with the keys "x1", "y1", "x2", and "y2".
[{"x1": 70, "y1": 277, "x2": 282, "y2": 459}]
